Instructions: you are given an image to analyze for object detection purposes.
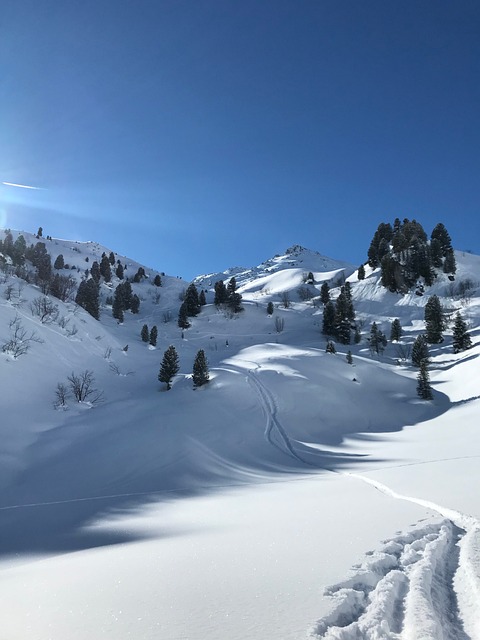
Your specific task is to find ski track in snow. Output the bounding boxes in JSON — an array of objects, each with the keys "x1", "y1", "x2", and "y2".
[
  {"x1": 227, "y1": 363, "x2": 480, "y2": 640},
  {"x1": 312, "y1": 472, "x2": 480, "y2": 640}
]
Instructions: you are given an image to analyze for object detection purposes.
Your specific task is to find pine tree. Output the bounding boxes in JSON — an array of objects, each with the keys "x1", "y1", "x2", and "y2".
[
  {"x1": 390, "y1": 318, "x2": 402, "y2": 342},
  {"x1": 357, "y1": 264, "x2": 365, "y2": 280},
  {"x1": 141, "y1": 324, "x2": 149, "y2": 342},
  {"x1": 227, "y1": 277, "x2": 243, "y2": 312},
  {"x1": 443, "y1": 249, "x2": 456, "y2": 275},
  {"x1": 112, "y1": 295, "x2": 124, "y2": 322},
  {"x1": 54, "y1": 254, "x2": 65, "y2": 270},
  {"x1": 452, "y1": 312, "x2": 472, "y2": 353},
  {"x1": 149, "y1": 325, "x2": 158, "y2": 347},
  {"x1": 214, "y1": 280, "x2": 228, "y2": 305},
  {"x1": 184, "y1": 283, "x2": 201, "y2": 316},
  {"x1": 178, "y1": 302, "x2": 191, "y2": 329},
  {"x1": 346, "y1": 350, "x2": 353, "y2": 364},
  {"x1": 108, "y1": 251, "x2": 116, "y2": 265},
  {"x1": 75, "y1": 279, "x2": 100, "y2": 320},
  {"x1": 130, "y1": 294, "x2": 140, "y2": 314},
  {"x1": 416, "y1": 358, "x2": 433, "y2": 400},
  {"x1": 412, "y1": 334, "x2": 429, "y2": 367},
  {"x1": 199, "y1": 290, "x2": 207, "y2": 306},
  {"x1": 368, "y1": 322, "x2": 387, "y2": 355},
  {"x1": 322, "y1": 301, "x2": 336, "y2": 336},
  {"x1": 90, "y1": 261, "x2": 101, "y2": 283},
  {"x1": 100, "y1": 255, "x2": 112, "y2": 282},
  {"x1": 192, "y1": 349, "x2": 209, "y2": 387},
  {"x1": 158, "y1": 345, "x2": 179, "y2": 390},
  {"x1": 116, "y1": 263, "x2": 124, "y2": 279},
  {"x1": 153, "y1": 274, "x2": 162, "y2": 287},
  {"x1": 424, "y1": 295, "x2": 444, "y2": 343},
  {"x1": 306, "y1": 271, "x2": 314, "y2": 284},
  {"x1": 320, "y1": 282, "x2": 330, "y2": 304},
  {"x1": 267, "y1": 301, "x2": 274, "y2": 315}
]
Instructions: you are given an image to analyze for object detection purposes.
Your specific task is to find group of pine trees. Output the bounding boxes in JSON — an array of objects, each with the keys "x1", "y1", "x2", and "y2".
[
  {"x1": 141, "y1": 324, "x2": 158, "y2": 346},
  {"x1": 366, "y1": 219, "x2": 456, "y2": 293},
  {"x1": 158, "y1": 346, "x2": 209, "y2": 390},
  {"x1": 178, "y1": 283, "x2": 206, "y2": 328},
  {"x1": 214, "y1": 277, "x2": 243, "y2": 312},
  {"x1": 321, "y1": 282, "x2": 358, "y2": 344}
]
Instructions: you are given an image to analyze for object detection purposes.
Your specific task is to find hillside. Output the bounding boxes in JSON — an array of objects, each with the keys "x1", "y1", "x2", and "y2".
[{"x1": 1, "y1": 228, "x2": 480, "y2": 639}]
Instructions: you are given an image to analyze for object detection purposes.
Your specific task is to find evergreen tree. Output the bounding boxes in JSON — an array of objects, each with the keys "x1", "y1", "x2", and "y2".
[
  {"x1": 158, "y1": 345, "x2": 179, "y2": 390},
  {"x1": 114, "y1": 281, "x2": 132, "y2": 311},
  {"x1": 75, "y1": 279, "x2": 100, "y2": 320},
  {"x1": 354, "y1": 326, "x2": 361, "y2": 344},
  {"x1": 153, "y1": 274, "x2": 162, "y2": 287},
  {"x1": 443, "y1": 249, "x2": 456, "y2": 275},
  {"x1": 452, "y1": 312, "x2": 472, "y2": 353},
  {"x1": 192, "y1": 349, "x2": 209, "y2": 387},
  {"x1": 90, "y1": 261, "x2": 101, "y2": 283},
  {"x1": 199, "y1": 290, "x2": 206, "y2": 306},
  {"x1": 141, "y1": 324, "x2": 149, "y2": 342},
  {"x1": 326, "y1": 340, "x2": 336, "y2": 354},
  {"x1": 184, "y1": 283, "x2": 201, "y2": 316},
  {"x1": 37, "y1": 226, "x2": 43, "y2": 238},
  {"x1": 12, "y1": 234, "x2": 27, "y2": 266},
  {"x1": 178, "y1": 302, "x2": 191, "y2": 329},
  {"x1": 31, "y1": 242, "x2": 52, "y2": 283},
  {"x1": 431, "y1": 223, "x2": 453, "y2": 257},
  {"x1": 368, "y1": 322, "x2": 387, "y2": 355},
  {"x1": 112, "y1": 295, "x2": 124, "y2": 322},
  {"x1": 320, "y1": 282, "x2": 330, "y2": 304},
  {"x1": 390, "y1": 318, "x2": 402, "y2": 342},
  {"x1": 430, "y1": 237, "x2": 443, "y2": 268},
  {"x1": 100, "y1": 255, "x2": 112, "y2": 282},
  {"x1": 357, "y1": 264, "x2": 365, "y2": 280},
  {"x1": 412, "y1": 334, "x2": 429, "y2": 367},
  {"x1": 306, "y1": 271, "x2": 314, "y2": 283},
  {"x1": 227, "y1": 277, "x2": 243, "y2": 312},
  {"x1": 267, "y1": 301, "x2": 274, "y2": 315},
  {"x1": 149, "y1": 325, "x2": 158, "y2": 347},
  {"x1": 130, "y1": 294, "x2": 140, "y2": 314},
  {"x1": 214, "y1": 280, "x2": 228, "y2": 305},
  {"x1": 346, "y1": 350, "x2": 353, "y2": 364},
  {"x1": 115, "y1": 263, "x2": 124, "y2": 279},
  {"x1": 417, "y1": 358, "x2": 433, "y2": 400},
  {"x1": 424, "y1": 295, "x2": 444, "y2": 343},
  {"x1": 322, "y1": 301, "x2": 336, "y2": 336},
  {"x1": 108, "y1": 251, "x2": 116, "y2": 265},
  {"x1": 54, "y1": 254, "x2": 65, "y2": 270}
]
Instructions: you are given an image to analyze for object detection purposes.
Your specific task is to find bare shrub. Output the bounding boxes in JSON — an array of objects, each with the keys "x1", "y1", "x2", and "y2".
[
  {"x1": 54, "y1": 383, "x2": 69, "y2": 409},
  {"x1": 67, "y1": 370, "x2": 104, "y2": 404},
  {"x1": 163, "y1": 310, "x2": 172, "y2": 323},
  {"x1": 30, "y1": 296, "x2": 59, "y2": 324},
  {"x1": 297, "y1": 286, "x2": 313, "y2": 301},
  {"x1": 66, "y1": 324, "x2": 78, "y2": 337},
  {"x1": 280, "y1": 291, "x2": 290, "y2": 308},
  {"x1": 2, "y1": 315, "x2": 43, "y2": 357},
  {"x1": 275, "y1": 316, "x2": 285, "y2": 333}
]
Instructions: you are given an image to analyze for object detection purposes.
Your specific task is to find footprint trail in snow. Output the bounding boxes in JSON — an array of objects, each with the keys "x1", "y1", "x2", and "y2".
[{"x1": 312, "y1": 473, "x2": 480, "y2": 640}]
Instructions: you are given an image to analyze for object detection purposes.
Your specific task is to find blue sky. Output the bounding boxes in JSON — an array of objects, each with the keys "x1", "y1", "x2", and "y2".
[{"x1": 1, "y1": 1, "x2": 479, "y2": 279}]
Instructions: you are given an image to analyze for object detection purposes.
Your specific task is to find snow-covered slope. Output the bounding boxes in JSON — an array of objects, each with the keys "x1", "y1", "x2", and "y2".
[{"x1": 1, "y1": 229, "x2": 480, "y2": 639}]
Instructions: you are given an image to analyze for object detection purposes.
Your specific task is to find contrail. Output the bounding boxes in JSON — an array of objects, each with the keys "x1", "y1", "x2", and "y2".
[{"x1": 2, "y1": 181, "x2": 44, "y2": 190}]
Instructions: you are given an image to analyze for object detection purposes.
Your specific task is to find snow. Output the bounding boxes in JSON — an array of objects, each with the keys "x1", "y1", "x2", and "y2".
[{"x1": 1, "y1": 233, "x2": 480, "y2": 638}]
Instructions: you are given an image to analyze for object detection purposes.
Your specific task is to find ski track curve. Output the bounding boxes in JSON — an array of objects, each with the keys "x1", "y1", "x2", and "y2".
[
  {"x1": 220, "y1": 362, "x2": 306, "y2": 464},
  {"x1": 312, "y1": 472, "x2": 480, "y2": 640}
]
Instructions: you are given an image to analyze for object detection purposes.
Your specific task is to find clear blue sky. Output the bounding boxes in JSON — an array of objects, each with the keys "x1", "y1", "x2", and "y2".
[{"x1": 1, "y1": 1, "x2": 479, "y2": 279}]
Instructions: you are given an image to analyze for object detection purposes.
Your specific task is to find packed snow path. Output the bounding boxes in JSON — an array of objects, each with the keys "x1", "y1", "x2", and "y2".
[{"x1": 314, "y1": 473, "x2": 480, "y2": 640}]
